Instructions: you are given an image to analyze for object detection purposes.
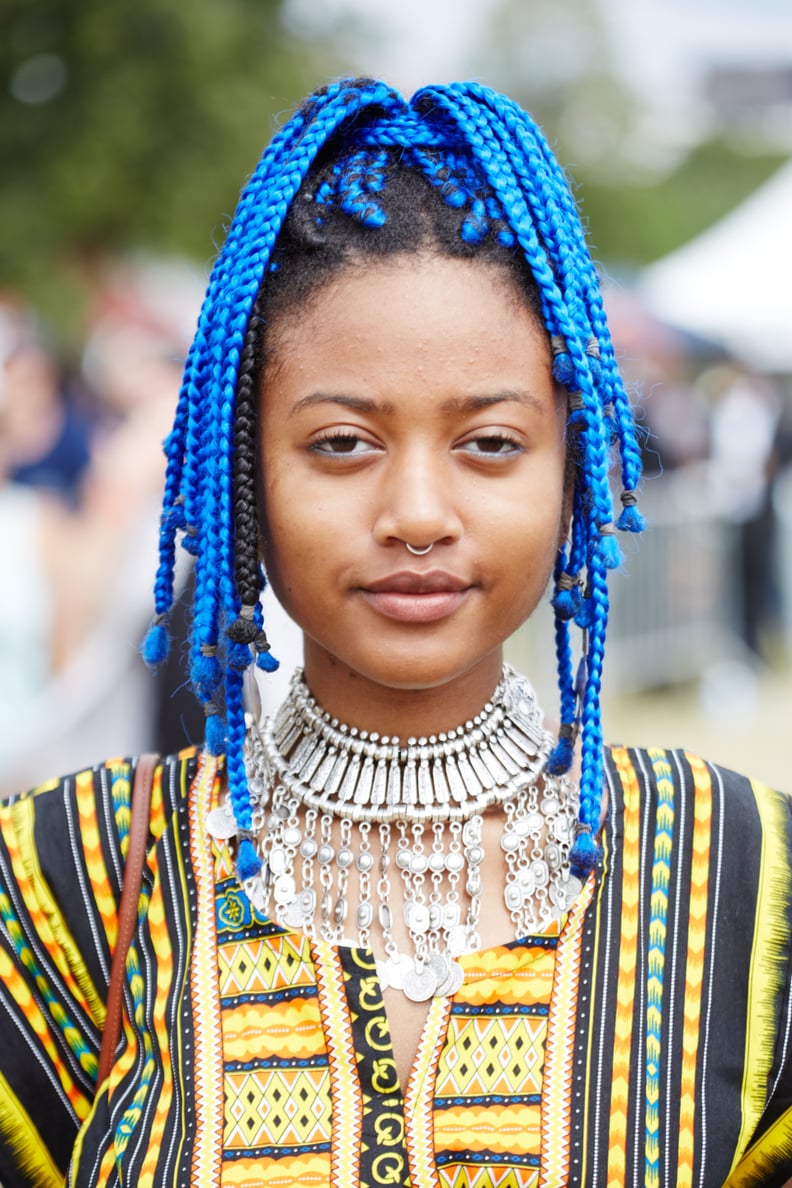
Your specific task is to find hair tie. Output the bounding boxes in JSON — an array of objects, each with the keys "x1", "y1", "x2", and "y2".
[
  {"x1": 227, "y1": 603, "x2": 260, "y2": 645},
  {"x1": 596, "y1": 522, "x2": 623, "y2": 569},
  {"x1": 552, "y1": 571, "x2": 582, "y2": 621},
  {"x1": 193, "y1": 642, "x2": 222, "y2": 695},
  {"x1": 547, "y1": 722, "x2": 576, "y2": 775},
  {"x1": 616, "y1": 488, "x2": 646, "y2": 533},
  {"x1": 141, "y1": 612, "x2": 170, "y2": 667},
  {"x1": 204, "y1": 700, "x2": 226, "y2": 754}
]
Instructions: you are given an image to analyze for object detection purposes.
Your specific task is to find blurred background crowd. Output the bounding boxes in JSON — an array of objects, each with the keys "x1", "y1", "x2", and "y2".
[{"x1": 2, "y1": 0, "x2": 792, "y2": 794}]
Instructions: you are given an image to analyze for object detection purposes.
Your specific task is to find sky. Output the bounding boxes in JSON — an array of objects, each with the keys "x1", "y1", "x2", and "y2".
[{"x1": 290, "y1": 0, "x2": 792, "y2": 113}]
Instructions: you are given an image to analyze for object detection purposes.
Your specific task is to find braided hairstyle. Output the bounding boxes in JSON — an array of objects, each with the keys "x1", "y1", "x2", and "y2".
[{"x1": 143, "y1": 77, "x2": 644, "y2": 882}]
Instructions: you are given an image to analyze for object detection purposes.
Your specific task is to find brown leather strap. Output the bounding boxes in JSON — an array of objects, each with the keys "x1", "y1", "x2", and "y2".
[{"x1": 97, "y1": 752, "x2": 159, "y2": 1087}]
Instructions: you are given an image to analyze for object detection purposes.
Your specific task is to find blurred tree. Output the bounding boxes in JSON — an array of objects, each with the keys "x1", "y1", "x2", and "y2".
[
  {"x1": 579, "y1": 137, "x2": 788, "y2": 269},
  {"x1": 1, "y1": 0, "x2": 339, "y2": 337}
]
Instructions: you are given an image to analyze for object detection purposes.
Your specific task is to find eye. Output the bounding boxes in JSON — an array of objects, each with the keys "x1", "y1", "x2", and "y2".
[
  {"x1": 310, "y1": 431, "x2": 379, "y2": 457},
  {"x1": 456, "y1": 432, "x2": 523, "y2": 457}
]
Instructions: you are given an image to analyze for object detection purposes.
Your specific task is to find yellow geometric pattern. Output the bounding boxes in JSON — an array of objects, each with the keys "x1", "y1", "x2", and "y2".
[
  {"x1": 435, "y1": 1014, "x2": 546, "y2": 1098},
  {"x1": 434, "y1": 1101, "x2": 541, "y2": 1154},
  {"x1": 458, "y1": 942, "x2": 557, "y2": 1009},
  {"x1": 441, "y1": 1167, "x2": 538, "y2": 1188},
  {"x1": 222, "y1": 997, "x2": 326, "y2": 1064},
  {"x1": 217, "y1": 934, "x2": 316, "y2": 997},
  {"x1": 224, "y1": 1066, "x2": 332, "y2": 1150},
  {"x1": 221, "y1": 1151, "x2": 332, "y2": 1187}
]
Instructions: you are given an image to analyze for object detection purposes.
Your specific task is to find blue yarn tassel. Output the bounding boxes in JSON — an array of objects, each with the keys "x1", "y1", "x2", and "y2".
[
  {"x1": 237, "y1": 837, "x2": 262, "y2": 880},
  {"x1": 192, "y1": 652, "x2": 222, "y2": 697},
  {"x1": 552, "y1": 583, "x2": 581, "y2": 622},
  {"x1": 616, "y1": 503, "x2": 646, "y2": 533},
  {"x1": 569, "y1": 833, "x2": 602, "y2": 880},
  {"x1": 205, "y1": 712, "x2": 226, "y2": 755},
  {"x1": 547, "y1": 734, "x2": 574, "y2": 775},
  {"x1": 256, "y1": 650, "x2": 280, "y2": 673},
  {"x1": 597, "y1": 532, "x2": 623, "y2": 570},
  {"x1": 574, "y1": 597, "x2": 593, "y2": 630},
  {"x1": 141, "y1": 621, "x2": 170, "y2": 667},
  {"x1": 227, "y1": 640, "x2": 253, "y2": 672}
]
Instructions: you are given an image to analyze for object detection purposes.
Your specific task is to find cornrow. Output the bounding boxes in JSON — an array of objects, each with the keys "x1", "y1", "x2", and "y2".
[{"x1": 143, "y1": 76, "x2": 645, "y2": 884}]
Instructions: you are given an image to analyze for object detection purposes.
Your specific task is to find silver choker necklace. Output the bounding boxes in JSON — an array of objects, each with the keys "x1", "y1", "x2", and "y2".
[{"x1": 211, "y1": 666, "x2": 580, "y2": 1002}]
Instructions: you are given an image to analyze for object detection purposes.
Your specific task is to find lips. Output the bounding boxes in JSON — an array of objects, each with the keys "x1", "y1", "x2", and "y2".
[
  {"x1": 362, "y1": 570, "x2": 470, "y2": 595},
  {"x1": 359, "y1": 570, "x2": 472, "y2": 623}
]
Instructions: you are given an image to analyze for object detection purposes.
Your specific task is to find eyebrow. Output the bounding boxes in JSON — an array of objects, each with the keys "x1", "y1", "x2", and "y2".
[
  {"x1": 289, "y1": 393, "x2": 395, "y2": 417},
  {"x1": 289, "y1": 390, "x2": 546, "y2": 417},
  {"x1": 440, "y1": 391, "x2": 546, "y2": 415}
]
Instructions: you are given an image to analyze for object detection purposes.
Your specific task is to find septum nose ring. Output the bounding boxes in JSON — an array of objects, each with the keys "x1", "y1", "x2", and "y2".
[{"x1": 405, "y1": 542, "x2": 434, "y2": 556}]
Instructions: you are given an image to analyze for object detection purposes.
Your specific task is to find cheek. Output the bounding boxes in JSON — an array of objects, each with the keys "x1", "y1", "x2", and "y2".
[{"x1": 258, "y1": 465, "x2": 297, "y2": 589}]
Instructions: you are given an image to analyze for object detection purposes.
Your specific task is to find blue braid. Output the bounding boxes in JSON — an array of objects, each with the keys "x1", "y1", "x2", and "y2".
[
  {"x1": 570, "y1": 546, "x2": 609, "y2": 876},
  {"x1": 146, "y1": 77, "x2": 645, "y2": 885},
  {"x1": 141, "y1": 388, "x2": 189, "y2": 664},
  {"x1": 547, "y1": 549, "x2": 578, "y2": 776},
  {"x1": 467, "y1": 81, "x2": 644, "y2": 515},
  {"x1": 147, "y1": 79, "x2": 407, "y2": 849}
]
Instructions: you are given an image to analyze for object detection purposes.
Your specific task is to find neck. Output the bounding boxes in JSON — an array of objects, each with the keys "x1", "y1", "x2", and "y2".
[{"x1": 299, "y1": 647, "x2": 506, "y2": 738}]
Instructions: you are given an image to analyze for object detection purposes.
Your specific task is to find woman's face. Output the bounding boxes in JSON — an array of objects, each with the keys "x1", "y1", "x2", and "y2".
[{"x1": 259, "y1": 255, "x2": 568, "y2": 728}]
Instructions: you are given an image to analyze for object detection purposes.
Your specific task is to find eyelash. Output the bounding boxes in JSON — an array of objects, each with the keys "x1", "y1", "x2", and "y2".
[
  {"x1": 308, "y1": 430, "x2": 524, "y2": 458},
  {"x1": 309, "y1": 431, "x2": 376, "y2": 456},
  {"x1": 458, "y1": 432, "x2": 523, "y2": 456}
]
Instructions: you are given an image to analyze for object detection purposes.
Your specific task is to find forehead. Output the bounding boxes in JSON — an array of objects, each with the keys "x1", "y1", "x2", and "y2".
[{"x1": 263, "y1": 255, "x2": 551, "y2": 392}]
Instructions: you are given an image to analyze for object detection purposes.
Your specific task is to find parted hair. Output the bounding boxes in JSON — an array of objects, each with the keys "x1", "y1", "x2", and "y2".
[{"x1": 144, "y1": 77, "x2": 644, "y2": 881}]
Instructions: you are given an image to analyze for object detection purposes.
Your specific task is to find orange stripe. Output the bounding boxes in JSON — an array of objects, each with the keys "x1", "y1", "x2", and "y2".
[
  {"x1": 676, "y1": 754, "x2": 712, "y2": 1188},
  {"x1": 433, "y1": 1103, "x2": 541, "y2": 1153},
  {"x1": 457, "y1": 943, "x2": 557, "y2": 1007},
  {"x1": 0, "y1": 945, "x2": 91, "y2": 1117},
  {"x1": 606, "y1": 747, "x2": 644, "y2": 1188},
  {"x1": 75, "y1": 770, "x2": 117, "y2": 953},
  {"x1": 2, "y1": 798, "x2": 103, "y2": 1025}
]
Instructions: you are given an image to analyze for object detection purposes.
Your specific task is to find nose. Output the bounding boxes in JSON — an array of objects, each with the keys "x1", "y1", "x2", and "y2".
[{"x1": 372, "y1": 445, "x2": 463, "y2": 550}]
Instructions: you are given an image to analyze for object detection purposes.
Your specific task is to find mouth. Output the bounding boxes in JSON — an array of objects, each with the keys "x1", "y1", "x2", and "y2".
[{"x1": 359, "y1": 570, "x2": 473, "y2": 624}]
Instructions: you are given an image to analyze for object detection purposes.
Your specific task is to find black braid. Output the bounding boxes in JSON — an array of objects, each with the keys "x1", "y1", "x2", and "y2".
[{"x1": 228, "y1": 293, "x2": 266, "y2": 644}]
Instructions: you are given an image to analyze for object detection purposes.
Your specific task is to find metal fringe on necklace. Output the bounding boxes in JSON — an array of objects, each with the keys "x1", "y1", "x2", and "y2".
[{"x1": 208, "y1": 666, "x2": 581, "y2": 1001}]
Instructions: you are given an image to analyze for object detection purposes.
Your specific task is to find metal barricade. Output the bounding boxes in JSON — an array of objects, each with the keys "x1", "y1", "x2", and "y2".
[{"x1": 510, "y1": 469, "x2": 747, "y2": 697}]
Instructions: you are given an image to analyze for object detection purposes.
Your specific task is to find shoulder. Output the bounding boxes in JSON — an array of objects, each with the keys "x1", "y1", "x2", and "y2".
[
  {"x1": 605, "y1": 743, "x2": 787, "y2": 814},
  {"x1": 604, "y1": 742, "x2": 792, "y2": 908},
  {"x1": 0, "y1": 748, "x2": 202, "y2": 866}
]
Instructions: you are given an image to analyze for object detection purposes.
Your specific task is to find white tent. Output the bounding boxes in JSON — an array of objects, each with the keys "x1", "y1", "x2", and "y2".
[{"x1": 641, "y1": 158, "x2": 792, "y2": 373}]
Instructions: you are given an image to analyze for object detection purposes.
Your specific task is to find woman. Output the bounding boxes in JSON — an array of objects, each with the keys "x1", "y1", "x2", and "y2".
[{"x1": 1, "y1": 77, "x2": 791, "y2": 1187}]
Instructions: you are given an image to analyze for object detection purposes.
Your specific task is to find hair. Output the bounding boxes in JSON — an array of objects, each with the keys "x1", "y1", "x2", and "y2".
[{"x1": 143, "y1": 77, "x2": 645, "y2": 882}]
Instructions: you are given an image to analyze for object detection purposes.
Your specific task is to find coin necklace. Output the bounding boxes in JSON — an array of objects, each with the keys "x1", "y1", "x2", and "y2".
[{"x1": 208, "y1": 665, "x2": 581, "y2": 1002}]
